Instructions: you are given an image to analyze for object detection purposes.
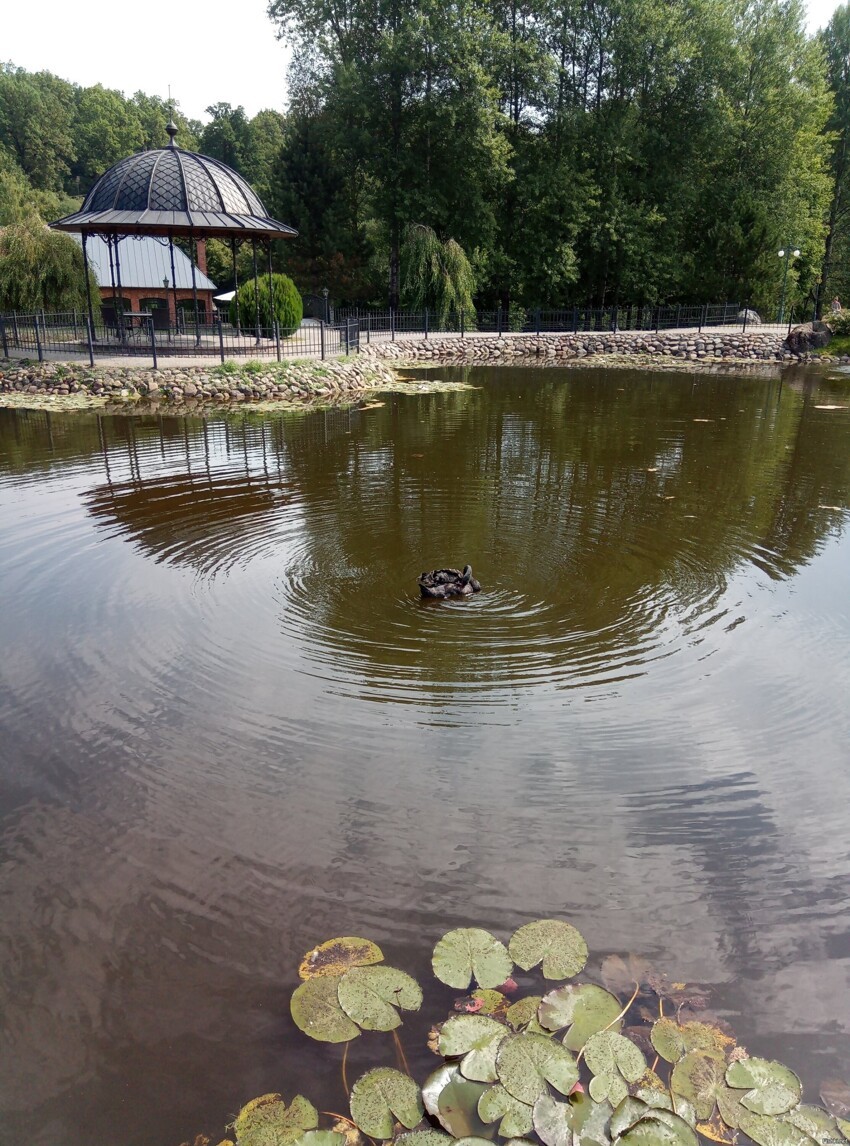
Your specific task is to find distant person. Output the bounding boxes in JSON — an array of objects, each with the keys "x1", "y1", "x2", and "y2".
[{"x1": 831, "y1": 296, "x2": 842, "y2": 314}]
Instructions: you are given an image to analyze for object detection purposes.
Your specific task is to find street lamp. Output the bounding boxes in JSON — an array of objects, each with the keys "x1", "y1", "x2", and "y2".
[
  {"x1": 322, "y1": 286, "x2": 330, "y2": 324},
  {"x1": 777, "y1": 247, "x2": 800, "y2": 324}
]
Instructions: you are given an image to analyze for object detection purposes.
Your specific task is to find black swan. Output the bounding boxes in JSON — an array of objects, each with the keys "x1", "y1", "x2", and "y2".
[{"x1": 418, "y1": 565, "x2": 481, "y2": 599}]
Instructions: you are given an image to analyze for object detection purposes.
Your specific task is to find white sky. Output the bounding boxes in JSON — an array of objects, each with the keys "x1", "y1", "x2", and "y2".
[{"x1": 4, "y1": 0, "x2": 848, "y2": 125}]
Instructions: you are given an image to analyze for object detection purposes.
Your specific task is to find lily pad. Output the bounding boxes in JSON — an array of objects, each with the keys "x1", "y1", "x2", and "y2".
[
  {"x1": 599, "y1": 954, "x2": 653, "y2": 996},
  {"x1": 478, "y1": 1084, "x2": 534, "y2": 1137},
  {"x1": 432, "y1": 929, "x2": 513, "y2": 990},
  {"x1": 671, "y1": 1051, "x2": 726, "y2": 1121},
  {"x1": 337, "y1": 966, "x2": 422, "y2": 1031},
  {"x1": 422, "y1": 1065, "x2": 490, "y2": 1138},
  {"x1": 287, "y1": 1135, "x2": 346, "y2": 1146},
  {"x1": 508, "y1": 920, "x2": 588, "y2": 980},
  {"x1": 506, "y1": 997, "x2": 543, "y2": 1031},
  {"x1": 233, "y1": 1094, "x2": 318, "y2": 1145},
  {"x1": 726, "y1": 1058, "x2": 802, "y2": 1117},
  {"x1": 290, "y1": 977, "x2": 360, "y2": 1043},
  {"x1": 610, "y1": 1097, "x2": 697, "y2": 1142},
  {"x1": 299, "y1": 937, "x2": 384, "y2": 980},
  {"x1": 538, "y1": 984, "x2": 622, "y2": 1049},
  {"x1": 783, "y1": 1104, "x2": 844, "y2": 1144},
  {"x1": 438, "y1": 1014, "x2": 509, "y2": 1082},
  {"x1": 737, "y1": 1110, "x2": 819, "y2": 1146},
  {"x1": 584, "y1": 1031, "x2": 647, "y2": 1085},
  {"x1": 496, "y1": 1033, "x2": 579, "y2": 1105},
  {"x1": 650, "y1": 1018, "x2": 686, "y2": 1063},
  {"x1": 394, "y1": 1131, "x2": 453, "y2": 1146},
  {"x1": 530, "y1": 1094, "x2": 575, "y2": 1146},
  {"x1": 349, "y1": 1069, "x2": 423, "y2": 1139},
  {"x1": 615, "y1": 1113, "x2": 698, "y2": 1145}
]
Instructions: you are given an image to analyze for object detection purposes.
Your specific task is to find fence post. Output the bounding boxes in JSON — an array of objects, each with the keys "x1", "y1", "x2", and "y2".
[
  {"x1": 12, "y1": 313, "x2": 19, "y2": 348},
  {"x1": 787, "y1": 305, "x2": 794, "y2": 338},
  {"x1": 0, "y1": 316, "x2": 7, "y2": 359},
  {"x1": 73, "y1": 309, "x2": 78, "y2": 340},
  {"x1": 275, "y1": 320, "x2": 282, "y2": 362},
  {"x1": 35, "y1": 314, "x2": 44, "y2": 362},
  {"x1": 497, "y1": 304, "x2": 503, "y2": 338},
  {"x1": 366, "y1": 313, "x2": 371, "y2": 345},
  {"x1": 742, "y1": 302, "x2": 748, "y2": 334},
  {"x1": 612, "y1": 305, "x2": 619, "y2": 333},
  {"x1": 424, "y1": 307, "x2": 429, "y2": 340},
  {"x1": 654, "y1": 306, "x2": 660, "y2": 334},
  {"x1": 535, "y1": 308, "x2": 541, "y2": 336},
  {"x1": 218, "y1": 314, "x2": 225, "y2": 363},
  {"x1": 85, "y1": 316, "x2": 95, "y2": 367},
  {"x1": 390, "y1": 308, "x2": 396, "y2": 342},
  {"x1": 460, "y1": 308, "x2": 465, "y2": 337},
  {"x1": 148, "y1": 315, "x2": 158, "y2": 370},
  {"x1": 320, "y1": 319, "x2": 326, "y2": 360}
]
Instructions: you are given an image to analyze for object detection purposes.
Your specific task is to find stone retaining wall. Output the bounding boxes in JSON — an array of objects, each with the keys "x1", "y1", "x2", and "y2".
[
  {"x1": 362, "y1": 331, "x2": 794, "y2": 365},
  {"x1": 0, "y1": 358, "x2": 397, "y2": 405}
]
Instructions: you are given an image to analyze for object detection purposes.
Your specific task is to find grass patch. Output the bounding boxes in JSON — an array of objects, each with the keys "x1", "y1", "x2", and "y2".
[{"x1": 814, "y1": 335, "x2": 850, "y2": 356}]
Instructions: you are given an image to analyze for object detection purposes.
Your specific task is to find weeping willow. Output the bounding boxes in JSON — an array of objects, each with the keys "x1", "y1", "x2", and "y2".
[
  {"x1": 400, "y1": 224, "x2": 476, "y2": 326},
  {"x1": 0, "y1": 215, "x2": 96, "y2": 314}
]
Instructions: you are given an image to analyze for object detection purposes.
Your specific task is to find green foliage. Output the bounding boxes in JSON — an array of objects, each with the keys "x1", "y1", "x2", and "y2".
[
  {"x1": 195, "y1": 918, "x2": 850, "y2": 1146},
  {"x1": 0, "y1": 215, "x2": 96, "y2": 313},
  {"x1": 401, "y1": 225, "x2": 477, "y2": 325},
  {"x1": 230, "y1": 274, "x2": 303, "y2": 334}
]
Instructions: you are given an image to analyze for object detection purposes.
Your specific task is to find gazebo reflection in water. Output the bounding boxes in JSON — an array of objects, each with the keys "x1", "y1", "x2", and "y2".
[{"x1": 51, "y1": 117, "x2": 298, "y2": 355}]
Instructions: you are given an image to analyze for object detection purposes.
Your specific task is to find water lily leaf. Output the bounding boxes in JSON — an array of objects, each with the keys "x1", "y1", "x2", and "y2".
[
  {"x1": 820, "y1": 1079, "x2": 850, "y2": 1119},
  {"x1": 508, "y1": 920, "x2": 588, "y2": 980},
  {"x1": 614, "y1": 1113, "x2": 698, "y2": 1145},
  {"x1": 783, "y1": 1104, "x2": 844, "y2": 1144},
  {"x1": 287, "y1": 1135, "x2": 346, "y2": 1146},
  {"x1": 471, "y1": 989, "x2": 508, "y2": 1016},
  {"x1": 394, "y1": 1131, "x2": 452, "y2": 1146},
  {"x1": 738, "y1": 1111, "x2": 818, "y2": 1146},
  {"x1": 715, "y1": 1084, "x2": 750, "y2": 1129},
  {"x1": 439, "y1": 1015, "x2": 509, "y2": 1082},
  {"x1": 650, "y1": 1018, "x2": 686, "y2": 1063},
  {"x1": 290, "y1": 978, "x2": 360, "y2": 1043},
  {"x1": 454, "y1": 1138, "x2": 494, "y2": 1145},
  {"x1": 422, "y1": 1065, "x2": 489, "y2": 1138},
  {"x1": 600, "y1": 955, "x2": 652, "y2": 996},
  {"x1": 433, "y1": 929, "x2": 513, "y2": 990},
  {"x1": 349, "y1": 1069, "x2": 423, "y2": 1139},
  {"x1": 496, "y1": 1033, "x2": 579, "y2": 1104},
  {"x1": 633, "y1": 1086, "x2": 672, "y2": 1110},
  {"x1": 589, "y1": 1072, "x2": 628, "y2": 1108},
  {"x1": 671, "y1": 1051, "x2": 725, "y2": 1121},
  {"x1": 837, "y1": 1117, "x2": 850, "y2": 1140},
  {"x1": 726, "y1": 1058, "x2": 802, "y2": 1116},
  {"x1": 584, "y1": 1031, "x2": 647, "y2": 1086},
  {"x1": 506, "y1": 997, "x2": 543, "y2": 1031},
  {"x1": 299, "y1": 938, "x2": 384, "y2": 980},
  {"x1": 479, "y1": 1084, "x2": 534, "y2": 1137},
  {"x1": 538, "y1": 984, "x2": 622, "y2": 1049},
  {"x1": 531, "y1": 1094, "x2": 575, "y2": 1146},
  {"x1": 233, "y1": 1094, "x2": 319, "y2": 1145},
  {"x1": 337, "y1": 966, "x2": 422, "y2": 1031},
  {"x1": 611, "y1": 1097, "x2": 696, "y2": 1140}
]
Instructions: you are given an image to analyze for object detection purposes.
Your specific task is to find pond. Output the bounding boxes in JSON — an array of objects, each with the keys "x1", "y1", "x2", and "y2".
[{"x1": 0, "y1": 364, "x2": 848, "y2": 1145}]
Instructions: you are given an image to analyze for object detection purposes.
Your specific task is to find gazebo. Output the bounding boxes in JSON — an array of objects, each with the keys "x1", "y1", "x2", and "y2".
[{"x1": 51, "y1": 119, "x2": 297, "y2": 348}]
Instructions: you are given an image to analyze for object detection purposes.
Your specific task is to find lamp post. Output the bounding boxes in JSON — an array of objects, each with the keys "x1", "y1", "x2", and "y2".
[
  {"x1": 777, "y1": 247, "x2": 800, "y2": 324},
  {"x1": 322, "y1": 286, "x2": 330, "y2": 324}
]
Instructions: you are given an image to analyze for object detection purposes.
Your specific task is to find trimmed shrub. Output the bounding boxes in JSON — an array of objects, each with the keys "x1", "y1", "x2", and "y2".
[{"x1": 230, "y1": 273, "x2": 302, "y2": 334}]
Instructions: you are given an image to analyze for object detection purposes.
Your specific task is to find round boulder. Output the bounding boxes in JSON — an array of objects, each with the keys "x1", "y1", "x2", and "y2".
[{"x1": 786, "y1": 320, "x2": 832, "y2": 353}]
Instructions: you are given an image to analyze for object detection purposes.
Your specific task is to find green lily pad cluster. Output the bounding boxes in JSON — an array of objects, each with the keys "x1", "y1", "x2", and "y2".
[
  {"x1": 198, "y1": 921, "x2": 850, "y2": 1146},
  {"x1": 290, "y1": 936, "x2": 422, "y2": 1041}
]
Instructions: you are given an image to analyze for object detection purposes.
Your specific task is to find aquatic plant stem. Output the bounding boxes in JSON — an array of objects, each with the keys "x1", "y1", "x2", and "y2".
[
  {"x1": 392, "y1": 1029, "x2": 411, "y2": 1077},
  {"x1": 342, "y1": 1042, "x2": 350, "y2": 1097}
]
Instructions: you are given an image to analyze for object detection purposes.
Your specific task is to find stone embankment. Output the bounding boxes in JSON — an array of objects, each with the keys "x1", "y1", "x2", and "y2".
[
  {"x1": 363, "y1": 330, "x2": 797, "y2": 366},
  {"x1": 0, "y1": 358, "x2": 397, "y2": 406}
]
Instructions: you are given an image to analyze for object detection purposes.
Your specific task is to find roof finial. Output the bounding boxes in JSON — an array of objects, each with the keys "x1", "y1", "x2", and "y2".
[{"x1": 166, "y1": 87, "x2": 178, "y2": 147}]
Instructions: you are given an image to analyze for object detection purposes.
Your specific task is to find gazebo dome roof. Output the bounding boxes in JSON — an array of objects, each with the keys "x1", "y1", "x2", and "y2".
[{"x1": 52, "y1": 124, "x2": 296, "y2": 240}]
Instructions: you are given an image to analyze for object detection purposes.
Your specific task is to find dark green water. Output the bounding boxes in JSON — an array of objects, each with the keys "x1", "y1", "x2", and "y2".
[{"x1": 0, "y1": 365, "x2": 848, "y2": 1144}]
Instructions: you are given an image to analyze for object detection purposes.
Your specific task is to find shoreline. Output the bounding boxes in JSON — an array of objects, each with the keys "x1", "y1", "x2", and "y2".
[{"x1": 1, "y1": 330, "x2": 842, "y2": 414}]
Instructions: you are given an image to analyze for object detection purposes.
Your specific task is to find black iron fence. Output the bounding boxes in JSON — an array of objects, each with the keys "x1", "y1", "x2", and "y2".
[
  {"x1": 1, "y1": 303, "x2": 796, "y2": 367},
  {"x1": 0, "y1": 310, "x2": 361, "y2": 366},
  {"x1": 335, "y1": 302, "x2": 778, "y2": 339}
]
